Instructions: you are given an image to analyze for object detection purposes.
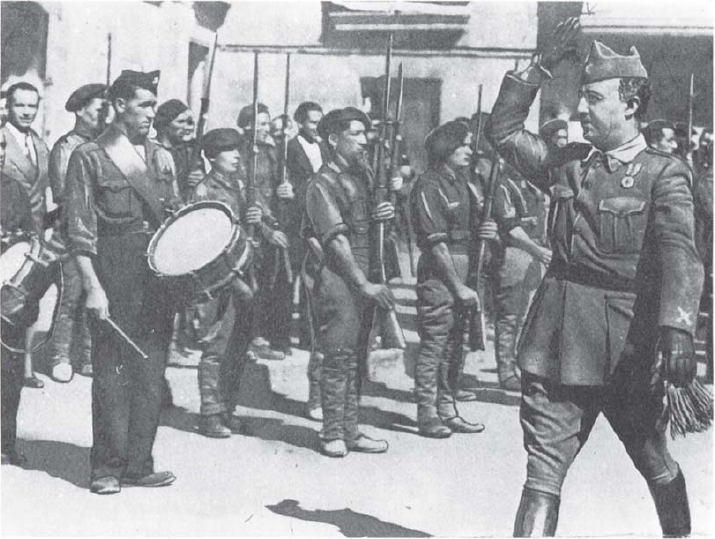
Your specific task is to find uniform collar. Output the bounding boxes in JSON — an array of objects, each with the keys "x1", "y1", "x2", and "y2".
[
  {"x1": 73, "y1": 123, "x2": 94, "y2": 140},
  {"x1": 207, "y1": 167, "x2": 238, "y2": 191},
  {"x1": 439, "y1": 163, "x2": 459, "y2": 182},
  {"x1": 583, "y1": 134, "x2": 647, "y2": 172}
]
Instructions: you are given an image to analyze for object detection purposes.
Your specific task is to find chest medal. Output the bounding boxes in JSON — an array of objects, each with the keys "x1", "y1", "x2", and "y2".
[{"x1": 620, "y1": 163, "x2": 642, "y2": 189}]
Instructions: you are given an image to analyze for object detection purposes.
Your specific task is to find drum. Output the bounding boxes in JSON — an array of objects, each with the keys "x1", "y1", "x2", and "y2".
[
  {"x1": 147, "y1": 200, "x2": 252, "y2": 304},
  {"x1": 1, "y1": 233, "x2": 62, "y2": 329}
]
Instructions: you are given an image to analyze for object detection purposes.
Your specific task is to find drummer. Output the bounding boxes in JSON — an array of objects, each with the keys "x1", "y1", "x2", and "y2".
[{"x1": 188, "y1": 128, "x2": 263, "y2": 438}]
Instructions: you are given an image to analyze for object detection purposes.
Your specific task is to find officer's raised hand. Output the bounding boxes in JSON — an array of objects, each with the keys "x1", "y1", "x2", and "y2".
[
  {"x1": 372, "y1": 201, "x2": 395, "y2": 222},
  {"x1": 477, "y1": 219, "x2": 498, "y2": 240},
  {"x1": 244, "y1": 206, "x2": 263, "y2": 225},
  {"x1": 539, "y1": 17, "x2": 581, "y2": 71},
  {"x1": 651, "y1": 326, "x2": 697, "y2": 388},
  {"x1": 359, "y1": 281, "x2": 395, "y2": 310}
]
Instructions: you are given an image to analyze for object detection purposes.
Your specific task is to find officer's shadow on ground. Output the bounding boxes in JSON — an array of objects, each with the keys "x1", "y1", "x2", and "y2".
[
  {"x1": 266, "y1": 499, "x2": 432, "y2": 537},
  {"x1": 16, "y1": 439, "x2": 90, "y2": 489}
]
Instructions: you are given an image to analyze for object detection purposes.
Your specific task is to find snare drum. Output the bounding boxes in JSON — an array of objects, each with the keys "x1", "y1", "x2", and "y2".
[{"x1": 147, "y1": 200, "x2": 252, "y2": 304}]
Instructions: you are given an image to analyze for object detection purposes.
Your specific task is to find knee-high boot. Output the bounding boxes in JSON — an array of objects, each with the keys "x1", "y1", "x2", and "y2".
[
  {"x1": 648, "y1": 470, "x2": 691, "y2": 537},
  {"x1": 513, "y1": 487, "x2": 560, "y2": 537}
]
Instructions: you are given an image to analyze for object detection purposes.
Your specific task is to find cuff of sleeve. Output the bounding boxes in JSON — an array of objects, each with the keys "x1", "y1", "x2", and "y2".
[
  {"x1": 658, "y1": 308, "x2": 699, "y2": 337},
  {"x1": 320, "y1": 223, "x2": 350, "y2": 247},
  {"x1": 426, "y1": 232, "x2": 449, "y2": 247}
]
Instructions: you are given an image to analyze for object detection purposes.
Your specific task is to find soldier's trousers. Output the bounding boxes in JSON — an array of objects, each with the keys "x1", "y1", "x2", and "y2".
[
  {"x1": 520, "y1": 371, "x2": 680, "y2": 496},
  {"x1": 1, "y1": 323, "x2": 24, "y2": 454},
  {"x1": 301, "y1": 261, "x2": 322, "y2": 409},
  {"x1": 195, "y1": 285, "x2": 253, "y2": 416},
  {"x1": 47, "y1": 256, "x2": 91, "y2": 368},
  {"x1": 90, "y1": 233, "x2": 174, "y2": 481},
  {"x1": 415, "y1": 277, "x2": 463, "y2": 423},
  {"x1": 255, "y1": 244, "x2": 292, "y2": 349},
  {"x1": 493, "y1": 247, "x2": 543, "y2": 381},
  {"x1": 312, "y1": 264, "x2": 371, "y2": 442}
]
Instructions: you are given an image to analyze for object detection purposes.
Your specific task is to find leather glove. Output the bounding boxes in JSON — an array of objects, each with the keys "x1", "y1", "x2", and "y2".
[
  {"x1": 539, "y1": 17, "x2": 581, "y2": 71},
  {"x1": 651, "y1": 326, "x2": 696, "y2": 389}
]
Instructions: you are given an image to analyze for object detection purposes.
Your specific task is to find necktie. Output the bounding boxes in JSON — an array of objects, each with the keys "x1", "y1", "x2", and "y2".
[{"x1": 24, "y1": 133, "x2": 36, "y2": 167}]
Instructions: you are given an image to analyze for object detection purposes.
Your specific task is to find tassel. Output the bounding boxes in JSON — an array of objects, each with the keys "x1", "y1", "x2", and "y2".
[{"x1": 666, "y1": 379, "x2": 714, "y2": 439}]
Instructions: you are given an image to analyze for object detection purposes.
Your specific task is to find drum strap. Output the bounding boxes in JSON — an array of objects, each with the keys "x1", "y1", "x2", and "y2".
[{"x1": 97, "y1": 125, "x2": 164, "y2": 227}]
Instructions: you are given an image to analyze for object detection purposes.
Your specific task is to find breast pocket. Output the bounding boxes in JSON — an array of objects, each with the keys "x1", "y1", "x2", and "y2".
[
  {"x1": 597, "y1": 196, "x2": 648, "y2": 254},
  {"x1": 96, "y1": 176, "x2": 134, "y2": 217}
]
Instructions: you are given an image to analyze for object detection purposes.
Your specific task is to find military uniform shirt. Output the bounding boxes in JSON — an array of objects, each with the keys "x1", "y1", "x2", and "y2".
[{"x1": 49, "y1": 126, "x2": 93, "y2": 205}]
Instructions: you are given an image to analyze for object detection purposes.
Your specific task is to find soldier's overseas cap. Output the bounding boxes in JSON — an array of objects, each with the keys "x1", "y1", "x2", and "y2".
[
  {"x1": 425, "y1": 120, "x2": 470, "y2": 164},
  {"x1": 582, "y1": 41, "x2": 648, "y2": 84},
  {"x1": 539, "y1": 118, "x2": 568, "y2": 138},
  {"x1": 203, "y1": 128, "x2": 242, "y2": 154},
  {"x1": 113, "y1": 70, "x2": 161, "y2": 95},
  {"x1": 155, "y1": 99, "x2": 189, "y2": 129},
  {"x1": 65, "y1": 83, "x2": 107, "y2": 112},
  {"x1": 317, "y1": 107, "x2": 371, "y2": 142}
]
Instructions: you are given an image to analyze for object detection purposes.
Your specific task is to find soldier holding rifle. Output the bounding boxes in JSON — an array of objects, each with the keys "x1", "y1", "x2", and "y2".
[
  {"x1": 409, "y1": 121, "x2": 497, "y2": 439},
  {"x1": 302, "y1": 107, "x2": 395, "y2": 457},
  {"x1": 487, "y1": 18, "x2": 702, "y2": 536},
  {"x1": 65, "y1": 70, "x2": 180, "y2": 494}
]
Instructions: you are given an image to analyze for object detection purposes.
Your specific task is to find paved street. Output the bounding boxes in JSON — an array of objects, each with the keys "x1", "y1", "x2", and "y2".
[{"x1": 1, "y1": 278, "x2": 713, "y2": 537}]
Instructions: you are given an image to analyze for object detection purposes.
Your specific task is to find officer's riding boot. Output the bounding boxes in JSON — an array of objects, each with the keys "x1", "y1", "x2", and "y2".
[
  {"x1": 496, "y1": 314, "x2": 521, "y2": 391},
  {"x1": 648, "y1": 470, "x2": 691, "y2": 537},
  {"x1": 513, "y1": 487, "x2": 560, "y2": 537},
  {"x1": 319, "y1": 352, "x2": 349, "y2": 457}
]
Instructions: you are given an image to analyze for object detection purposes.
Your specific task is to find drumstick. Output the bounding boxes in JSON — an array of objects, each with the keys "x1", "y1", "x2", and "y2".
[{"x1": 105, "y1": 316, "x2": 149, "y2": 360}]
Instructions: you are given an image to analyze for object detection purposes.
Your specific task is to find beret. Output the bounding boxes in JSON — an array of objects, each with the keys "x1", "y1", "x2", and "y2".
[
  {"x1": 155, "y1": 99, "x2": 189, "y2": 129},
  {"x1": 237, "y1": 103, "x2": 269, "y2": 129},
  {"x1": 539, "y1": 118, "x2": 568, "y2": 138},
  {"x1": 317, "y1": 107, "x2": 371, "y2": 142},
  {"x1": 425, "y1": 121, "x2": 470, "y2": 164},
  {"x1": 113, "y1": 69, "x2": 160, "y2": 95},
  {"x1": 203, "y1": 128, "x2": 242, "y2": 154},
  {"x1": 65, "y1": 83, "x2": 107, "y2": 112},
  {"x1": 582, "y1": 41, "x2": 648, "y2": 85}
]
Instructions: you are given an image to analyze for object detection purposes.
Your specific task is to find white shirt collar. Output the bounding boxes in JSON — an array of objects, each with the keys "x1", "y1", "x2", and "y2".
[
  {"x1": 584, "y1": 134, "x2": 648, "y2": 165},
  {"x1": 6, "y1": 121, "x2": 31, "y2": 146}
]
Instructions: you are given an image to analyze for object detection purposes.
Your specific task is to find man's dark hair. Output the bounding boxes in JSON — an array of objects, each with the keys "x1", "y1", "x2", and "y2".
[
  {"x1": 619, "y1": 78, "x2": 651, "y2": 120},
  {"x1": 237, "y1": 103, "x2": 269, "y2": 129},
  {"x1": 319, "y1": 119, "x2": 352, "y2": 143},
  {"x1": 6, "y1": 82, "x2": 40, "y2": 105},
  {"x1": 294, "y1": 101, "x2": 322, "y2": 124},
  {"x1": 108, "y1": 79, "x2": 143, "y2": 106}
]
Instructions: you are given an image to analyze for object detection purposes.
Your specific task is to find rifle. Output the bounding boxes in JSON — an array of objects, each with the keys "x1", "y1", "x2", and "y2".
[
  {"x1": 246, "y1": 51, "x2": 259, "y2": 245},
  {"x1": 269, "y1": 52, "x2": 294, "y2": 288},
  {"x1": 368, "y1": 32, "x2": 406, "y2": 351},
  {"x1": 190, "y1": 32, "x2": 218, "y2": 176},
  {"x1": 468, "y1": 154, "x2": 501, "y2": 351},
  {"x1": 687, "y1": 73, "x2": 694, "y2": 164},
  {"x1": 97, "y1": 33, "x2": 112, "y2": 133}
]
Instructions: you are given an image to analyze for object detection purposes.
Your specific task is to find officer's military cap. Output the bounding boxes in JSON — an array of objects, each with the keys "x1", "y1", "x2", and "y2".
[
  {"x1": 65, "y1": 83, "x2": 107, "y2": 112},
  {"x1": 424, "y1": 120, "x2": 470, "y2": 164},
  {"x1": 113, "y1": 70, "x2": 161, "y2": 95},
  {"x1": 539, "y1": 118, "x2": 568, "y2": 138},
  {"x1": 582, "y1": 41, "x2": 648, "y2": 84},
  {"x1": 317, "y1": 107, "x2": 371, "y2": 142},
  {"x1": 203, "y1": 128, "x2": 242, "y2": 155},
  {"x1": 237, "y1": 103, "x2": 269, "y2": 129},
  {"x1": 155, "y1": 99, "x2": 189, "y2": 129}
]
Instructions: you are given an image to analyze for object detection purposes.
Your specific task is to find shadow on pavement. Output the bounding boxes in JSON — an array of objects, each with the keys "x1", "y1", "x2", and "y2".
[
  {"x1": 266, "y1": 499, "x2": 432, "y2": 537},
  {"x1": 17, "y1": 439, "x2": 90, "y2": 489}
]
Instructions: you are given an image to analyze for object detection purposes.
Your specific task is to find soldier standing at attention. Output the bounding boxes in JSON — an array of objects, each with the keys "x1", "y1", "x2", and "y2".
[
  {"x1": 65, "y1": 70, "x2": 179, "y2": 494},
  {"x1": 188, "y1": 128, "x2": 264, "y2": 438},
  {"x1": 302, "y1": 107, "x2": 395, "y2": 457},
  {"x1": 409, "y1": 121, "x2": 498, "y2": 438},
  {"x1": 46, "y1": 83, "x2": 107, "y2": 382},
  {"x1": 487, "y1": 19, "x2": 703, "y2": 536}
]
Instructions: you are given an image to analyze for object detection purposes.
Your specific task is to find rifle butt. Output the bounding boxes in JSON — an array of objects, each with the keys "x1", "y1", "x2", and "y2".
[
  {"x1": 468, "y1": 308, "x2": 486, "y2": 352},
  {"x1": 380, "y1": 307, "x2": 406, "y2": 350}
]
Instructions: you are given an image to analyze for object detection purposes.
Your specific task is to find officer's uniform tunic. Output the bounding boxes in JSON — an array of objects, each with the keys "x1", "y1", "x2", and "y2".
[
  {"x1": 302, "y1": 159, "x2": 373, "y2": 442},
  {"x1": 46, "y1": 126, "x2": 94, "y2": 370},
  {"x1": 488, "y1": 72, "x2": 704, "y2": 495},
  {"x1": 188, "y1": 168, "x2": 254, "y2": 417},
  {"x1": 65, "y1": 124, "x2": 178, "y2": 481},
  {"x1": 409, "y1": 164, "x2": 475, "y2": 422}
]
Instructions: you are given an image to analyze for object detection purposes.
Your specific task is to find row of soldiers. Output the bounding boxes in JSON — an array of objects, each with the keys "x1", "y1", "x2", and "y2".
[{"x1": 0, "y1": 21, "x2": 711, "y2": 537}]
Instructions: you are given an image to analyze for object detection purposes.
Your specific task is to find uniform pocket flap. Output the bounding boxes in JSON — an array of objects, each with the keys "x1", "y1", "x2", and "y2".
[{"x1": 598, "y1": 197, "x2": 646, "y2": 216}]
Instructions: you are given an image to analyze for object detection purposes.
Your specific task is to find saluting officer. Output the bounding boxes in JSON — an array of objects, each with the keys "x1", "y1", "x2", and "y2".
[
  {"x1": 409, "y1": 121, "x2": 497, "y2": 438},
  {"x1": 302, "y1": 107, "x2": 394, "y2": 457},
  {"x1": 487, "y1": 19, "x2": 703, "y2": 536}
]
